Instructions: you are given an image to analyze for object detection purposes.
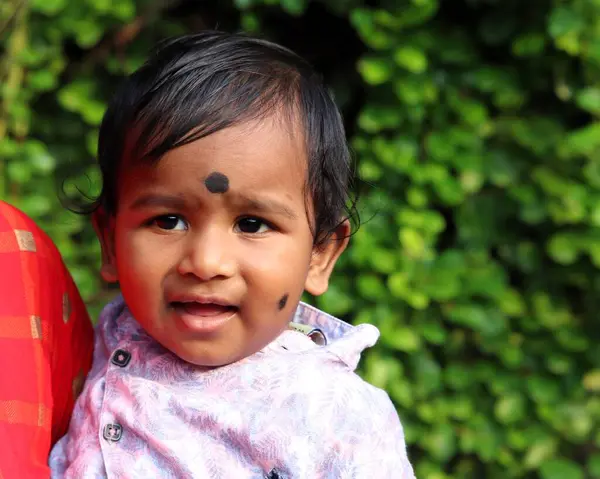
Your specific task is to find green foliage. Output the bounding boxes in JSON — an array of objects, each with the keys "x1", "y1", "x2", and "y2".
[{"x1": 1, "y1": 0, "x2": 599, "y2": 476}]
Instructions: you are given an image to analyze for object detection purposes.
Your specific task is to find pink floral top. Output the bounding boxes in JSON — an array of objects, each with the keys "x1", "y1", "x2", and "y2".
[{"x1": 49, "y1": 295, "x2": 415, "y2": 478}]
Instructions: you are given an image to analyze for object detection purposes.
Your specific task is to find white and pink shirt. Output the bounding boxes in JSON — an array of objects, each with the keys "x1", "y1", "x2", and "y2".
[{"x1": 49, "y1": 295, "x2": 415, "y2": 478}]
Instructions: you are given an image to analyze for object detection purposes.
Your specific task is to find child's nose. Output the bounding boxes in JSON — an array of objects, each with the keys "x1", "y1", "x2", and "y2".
[{"x1": 176, "y1": 226, "x2": 236, "y2": 281}]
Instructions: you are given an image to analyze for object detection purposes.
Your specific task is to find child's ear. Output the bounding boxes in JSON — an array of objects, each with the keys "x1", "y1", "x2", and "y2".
[
  {"x1": 91, "y1": 207, "x2": 118, "y2": 283},
  {"x1": 304, "y1": 220, "x2": 350, "y2": 296}
]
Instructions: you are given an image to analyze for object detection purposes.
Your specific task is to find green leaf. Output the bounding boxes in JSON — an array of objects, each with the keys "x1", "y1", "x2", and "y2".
[
  {"x1": 88, "y1": 0, "x2": 113, "y2": 13},
  {"x1": 19, "y1": 195, "x2": 52, "y2": 217},
  {"x1": 423, "y1": 423, "x2": 457, "y2": 461},
  {"x1": 588, "y1": 454, "x2": 600, "y2": 478},
  {"x1": 383, "y1": 326, "x2": 422, "y2": 352},
  {"x1": 28, "y1": 70, "x2": 58, "y2": 91},
  {"x1": 562, "y1": 123, "x2": 600, "y2": 156},
  {"x1": 576, "y1": 87, "x2": 600, "y2": 114},
  {"x1": 444, "y1": 363, "x2": 472, "y2": 390},
  {"x1": 316, "y1": 282, "x2": 353, "y2": 317},
  {"x1": 358, "y1": 57, "x2": 393, "y2": 85},
  {"x1": 399, "y1": 227, "x2": 427, "y2": 259},
  {"x1": 32, "y1": 0, "x2": 67, "y2": 15},
  {"x1": 241, "y1": 13, "x2": 261, "y2": 32},
  {"x1": 357, "y1": 106, "x2": 402, "y2": 132},
  {"x1": 523, "y1": 436, "x2": 558, "y2": 468},
  {"x1": 25, "y1": 141, "x2": 56, "y2": 174},
  {"x1": 81, "y1": 101, "x2": 106, "y2": 126},
  {"x1": 548, "y1": 7, "x2": 585, "y2": 38},
  {"x1": 358, "y1": 159, "x2": 383, "y2": 181},
  {"x1": 393, "y1": 46, "x2": 428, "y2": 73},
  {"x1": 356, "y1": 274, "x2": 388, "y2": 301},
  {"x1": 75, "y1": 21, "x2": 104, "y2": 48},
  {"x1": 527, "y1": 376, "x2": 562, "y2": 404},
  {"x1": 495, "y1": 394, "x2": 526, "y2": 424},
  {"x1": 418, "y1": 319, "x2": 447, "y2": 345},
  {"x1": 362, "y1": 352, "x2": 403, "y2": 391},
  {"x1": 547, "y1": 234, "x2": 579, "y2": 265},
  {"x1": 113, "y1": 0, "x2": 135, "y2": 20},
  {"x1": 583, "y1": 370, "x2": 600, "y2": 392},
  {"x1": 540, "y1": 458, "x2": 584, "y2": 479},
  {"x1": 7, "y1": 160, "x2": 33, "y2": 184},
  {"x1": 512, "y1": 33, "x2": 546, "y2": 56},
  {"x1": 280, "y1": 0, "x2": 306, "y2": 16}
]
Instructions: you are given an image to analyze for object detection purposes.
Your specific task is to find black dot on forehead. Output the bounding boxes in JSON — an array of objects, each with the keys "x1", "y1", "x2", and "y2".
[
  {"x1": 278, "y1": 294, "x2": 289, "y2": 311},
  {"x1": 204, "y1": 172, "x2": 229, "y2": 194}
]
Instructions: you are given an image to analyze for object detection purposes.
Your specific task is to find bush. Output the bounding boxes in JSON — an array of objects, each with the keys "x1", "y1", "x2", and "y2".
[{"x1": 1, "y1": 0, "x2": 599, "y2": 477}]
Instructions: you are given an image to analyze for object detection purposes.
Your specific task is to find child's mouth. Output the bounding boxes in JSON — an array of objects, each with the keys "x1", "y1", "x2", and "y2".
[
  {"x1": 170, "y1": 301, "x2": 238, "y2": 333},
  {"x1": 172, "y1": 302, "x2": 237, "y2": 317}
]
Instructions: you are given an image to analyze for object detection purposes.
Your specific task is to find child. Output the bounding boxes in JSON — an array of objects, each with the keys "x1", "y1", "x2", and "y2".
[{"x1": 49, "y1": 31, "x2": 415, "y2": 478}]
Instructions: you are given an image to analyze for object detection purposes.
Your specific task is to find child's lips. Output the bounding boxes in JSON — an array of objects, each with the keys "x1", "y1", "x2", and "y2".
[
  {"x1": 170, "y1": 301, "x2": 238, "y2": 334},
  {"x1": 175, "y1": 302, "x2": 237, "y2": 317}
]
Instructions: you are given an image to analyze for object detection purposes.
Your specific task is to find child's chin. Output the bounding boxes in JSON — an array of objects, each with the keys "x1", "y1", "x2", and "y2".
[{"x1": 174, "y1": 347, "x2": 240, "y2": 368}]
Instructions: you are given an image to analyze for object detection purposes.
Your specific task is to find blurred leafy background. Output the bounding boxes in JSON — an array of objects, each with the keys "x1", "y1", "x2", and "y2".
[{"x1": 2, "y1": 0, "x2": 600, "y2": 477}]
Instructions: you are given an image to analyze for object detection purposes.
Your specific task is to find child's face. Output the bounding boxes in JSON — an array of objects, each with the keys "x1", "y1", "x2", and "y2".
[{"x1": 94, "y1": 114, "x2": 348, "y2": 367}]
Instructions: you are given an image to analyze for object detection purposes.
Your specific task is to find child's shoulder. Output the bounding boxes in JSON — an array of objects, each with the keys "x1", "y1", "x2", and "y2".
[
  {"x1": 260, "y1": 305, "x2": 396, "y2": 424},
  {"x1": 253, "y1": 331, "x2": 408, "y2": 473},
  {"x1": 280, "y1": 343, "x2": 397, "y2": 427}
]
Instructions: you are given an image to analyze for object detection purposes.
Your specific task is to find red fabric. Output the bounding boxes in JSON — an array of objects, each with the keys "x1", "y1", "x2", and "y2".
[{"x1": 0, "y1": 201, "x2": 94, "y2": 478}]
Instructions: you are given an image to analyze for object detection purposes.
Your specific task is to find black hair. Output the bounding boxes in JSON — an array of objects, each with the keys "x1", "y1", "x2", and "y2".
[{"x1": 92, "y1": 30, "x2": 358, "y2": 244}]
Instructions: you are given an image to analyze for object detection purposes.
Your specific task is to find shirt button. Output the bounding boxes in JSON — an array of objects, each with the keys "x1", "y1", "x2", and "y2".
[
  {"x1": 103, "y1": 423, "x2": 123, "y2": 442},
  {"x1": 111, "y1": 349, "x2": 131, "y2": 367}
]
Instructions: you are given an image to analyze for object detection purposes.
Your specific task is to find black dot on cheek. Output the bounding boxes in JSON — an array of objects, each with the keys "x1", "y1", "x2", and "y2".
[
  {"x1": 204, "y1": 172, "x2": 229, "y2": 194},
  {"x1": 278, "y1": 294, "x2": 289, "y2": 311}
]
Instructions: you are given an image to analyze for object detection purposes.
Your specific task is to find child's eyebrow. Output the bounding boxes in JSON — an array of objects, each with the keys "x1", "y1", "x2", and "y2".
[
  {"x1": 230, "y1": 193, "x2": 298, "y2": 220},
  {"x1": 128, "y1": 194, "x2": 187, "y2": 211},
  {"x1": 127, "y1": 192, "x2": 298, "y2": 220}
]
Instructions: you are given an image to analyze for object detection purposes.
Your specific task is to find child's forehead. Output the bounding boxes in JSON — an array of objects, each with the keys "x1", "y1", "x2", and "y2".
[
  {"x1": 119, "y1": 116, "x2": 309, "y2": 200},
  {"x1": 125, "y1": 113, "x2": 307, "y2": 176}
]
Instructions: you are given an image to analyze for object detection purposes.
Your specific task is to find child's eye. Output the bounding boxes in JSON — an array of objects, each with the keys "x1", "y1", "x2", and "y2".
[
  {"x1": 151, "y1": 215, "x2": 187, "y2": 231},
  {"x1": 235, "y1": 217, "x2": 271, "y2": 234}
]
